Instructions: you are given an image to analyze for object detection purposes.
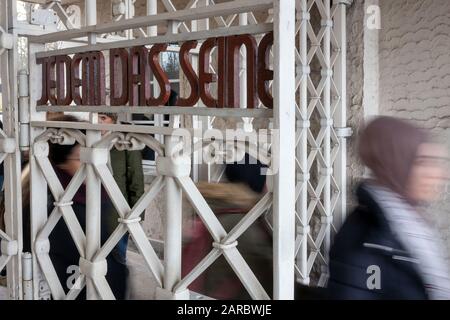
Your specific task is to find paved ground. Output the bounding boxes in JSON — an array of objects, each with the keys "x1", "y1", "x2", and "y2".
[
  {"x1": 0, "y1": 287, "x2": 7, "y2": 300},
  {"x1": 0, "y1": 250, "x2": 159, "y2": 300},
  {"x1": 0, "y1": 242, "x2": 211, "y2": 300},
  {"x1": 125, "y1": 250, "x2": 159, "y2": 299}
]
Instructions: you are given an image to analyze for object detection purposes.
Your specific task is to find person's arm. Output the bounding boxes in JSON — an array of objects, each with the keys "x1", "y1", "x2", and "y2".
[{"x1": 126, "y1": 150, "x2": 145, "y2": 208}]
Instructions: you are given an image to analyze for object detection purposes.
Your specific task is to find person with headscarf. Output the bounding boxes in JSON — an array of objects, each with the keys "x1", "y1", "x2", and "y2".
[{"x1": 327, "y1": 116, "x2": 450, "y2": 300}]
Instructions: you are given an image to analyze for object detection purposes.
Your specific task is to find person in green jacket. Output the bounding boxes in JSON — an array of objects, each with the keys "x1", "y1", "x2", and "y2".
[{"x1": 98, "y1": 113, "x2": 145, "y2": 265}]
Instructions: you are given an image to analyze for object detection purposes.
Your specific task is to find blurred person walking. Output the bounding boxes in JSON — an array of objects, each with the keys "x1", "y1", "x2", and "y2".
[
  {"x1": 97, "y1": 113, "x2": 145, "y2": 266},
  {"x1": 183, "y1": 154, "x2": 273, "y2": 299},
  {"x1": 327, "y1": 116, "x2": 450, "y2": 300},
  {"x1": 19, "y1": 115, "x2": 128, "y2": 299}
]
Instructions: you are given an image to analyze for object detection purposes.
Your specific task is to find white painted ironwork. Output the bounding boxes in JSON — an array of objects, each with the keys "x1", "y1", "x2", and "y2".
[
  {"x1": 0, "y1": 0, "x2": 349, "y2": 300},
  {"x1": 0, "y1": 0, "x2": 24, "y2": 300},
  {"x1": 293, "y1": 0, "x2": 351, "y2": 287}
]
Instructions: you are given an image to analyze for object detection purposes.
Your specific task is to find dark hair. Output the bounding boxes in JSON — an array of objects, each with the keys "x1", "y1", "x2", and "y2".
[
  {"x1": 98, "y1": 112, "x2": 118, "y2": 122},
  {"x1": 1, "y1": 115, "x2": 82, "y2": 234},
  {"x1": 48, "y1": 114, "x2": 81, "y2": 166},
  {"x1": 225, "y1": 153, "x2": 267, "y2": 193}
]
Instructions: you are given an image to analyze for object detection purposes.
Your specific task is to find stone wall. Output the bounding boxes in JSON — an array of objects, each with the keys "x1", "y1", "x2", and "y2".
[
  {"x1": 378, "y1": 0, "x2": 450, "y2": 251},
  {"x1": 346, "y1": 0, "x2": 366, "y2": 209}
]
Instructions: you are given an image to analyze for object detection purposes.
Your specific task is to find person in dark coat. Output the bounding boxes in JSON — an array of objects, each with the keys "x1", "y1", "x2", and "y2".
[
  {"x1": 98, "y1": 113, "x2": 144, "y2": 267},
  {"x1": 21, "y1": 115, "x2": 128, "y2": 299},
  {"x1": 327, "y1": 116, "x2": 450, "y2": 300}
]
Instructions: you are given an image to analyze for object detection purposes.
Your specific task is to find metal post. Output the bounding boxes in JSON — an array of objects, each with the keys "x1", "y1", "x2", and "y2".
[
  {"x1": 296, "y1": 0, "x2": 309, "y2": 286},
  {"x1": 84, "y1": 0, "x2": 102, "y2": 300},
  {"x1": 161, "y1": 140, "x2": 185, "y2": 298},
  {"x1": 125, "y1": 0, "x2": 136, "y2": 123},
  {"x1": 148, "y1": 0, "x2": 162, "y2": 143},
  {"x1": 318, "y1": 0, "x2": 332, "y2": 287},
  {"x1": 125, "y1": 0, "x2": 133, "y2": 39},
  {"x1": 85, "y1": 0, "x2": 96, "y2": 44},
  {"x1": 85, "y1": 135, "x2": 102, "y2": 300},
  {"x1": 22, "y1": 253, "x2": 33, "y2": 300},
  {"x1": 238, "y1": 12, "x2": 252, "y2": 132},
  {"x1": 147, "y1": 0, "x2": 157, "y2": 37},
  {"x1": 191, "y1": 0, "x2": 211, "y2": 182},
  {"x1": 333, "y1": 0, "x2": 352, "y2": 230},
  {"x1": 18, "y1": 70, "x2": 30, "y2": 151},
  {"x1": 272, "y1": 0, "x2": 296, "y2": 300},
  {"x1": 155, "y1": 20, "x2": 188, "y2": 300},
  {"x1": 1, "y1": 0, "x2": 23, "y2": 300},
  {"x1": 28, "y1": 39, "x2": 48, "y2": 300}
]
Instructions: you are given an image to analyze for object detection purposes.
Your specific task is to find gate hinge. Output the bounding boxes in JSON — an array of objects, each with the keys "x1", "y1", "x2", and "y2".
[{"x1": 0, "y1": 26, "x2": 13, "y2": 55}]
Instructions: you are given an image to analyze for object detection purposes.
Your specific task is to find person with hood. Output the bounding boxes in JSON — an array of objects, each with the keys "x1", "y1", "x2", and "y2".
[
  {"x1": 327, "y1": 116, "x2": 450, "y2": 299},
  {"x1": 20, "y1": 115, "x2": 128, "y2": 299}
]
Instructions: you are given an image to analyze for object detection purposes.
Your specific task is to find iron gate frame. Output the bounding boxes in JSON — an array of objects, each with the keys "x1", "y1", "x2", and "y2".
[{"x1": 0, "y1": 0, "x2": 351, "y2": 300}]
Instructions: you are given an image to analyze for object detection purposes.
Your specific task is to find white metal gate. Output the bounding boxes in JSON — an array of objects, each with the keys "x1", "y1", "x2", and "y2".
[{"x1": 0, "y1": 0, "x2": 350, "y2": 300}]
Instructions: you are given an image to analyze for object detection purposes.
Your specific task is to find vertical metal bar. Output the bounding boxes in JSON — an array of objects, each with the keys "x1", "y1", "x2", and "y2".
[
  {"x1": 147, "y1": 0, "x2": 158, "y2": 129},
  {"x1": 18, "y1": 70, "x2": 30, "y2": 151},
  {"x1": 85, "y1": 138, "x2": 102, "y2": 300},
  {"x1": 296, "y1": 0, "x2": 309, "y2": 286},
  {"x1": 333, "y1": 1, "x2": 350, "y2": 230},
  {"x1": 85, "y1": 0, "x2": 97, "y2": 44},
  {"x1": 84, "y1": 0, "x2": 102, "y2": 300},
  {"x1": 150, "y1": 1, "x2": 163, "y2": 143},
  {"x1": 1, "y1": 0, "x2": 23, "y2": 300},
  {"x1": 188, "y1": 3, "x2": 200, "y2": 183},
  {"x1": 239, "y1": 12, "x2": 248, "y2": 109},
  {"x1": 319, "y1": 0, "x2": 332, "y2": 286},
  {"x1": 125, "y1": 0, "x2": 136, "y2": 123},
  {"x1": 22, "y1": 253, "x2": 33, "y2": 300},
  {"x1": 156, "y1": 20, "x2": 186, "y2": 300},
  {"x1": 162, "y1": 150, "x2": 183, "y2": 295},
  {"x1": 28, "y1": 41, "x2": 48, "y2": 300},
  {"x1": 125, "y1": 0, "x2": 133, "y2": 39},
  {"x1": 272, "y1": 0, "x2": 296, "y2": 300},
  {"x1": 238, "y1": 12, "x2": 252, "y2": 131},
  {"x1": 192, "y1": 0, "x2": 210, "y2": 182},
  {"x1": 147, "y1": 0, "x2": 158, "y2": 37}
]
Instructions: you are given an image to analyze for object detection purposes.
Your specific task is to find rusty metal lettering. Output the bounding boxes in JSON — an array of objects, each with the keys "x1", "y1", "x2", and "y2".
[
  {"x1": 198, "y1": 37, "x2": 218, "y2": 108},
  {"x1": 81, "y1": 52, "x2": 105, "y2": 105},
  {"x1": 71, "y1": 53, "x2": 83, "y2": 105},
  {"x1": 36, "y1": 57, "x2": 49, "y2": 105},
  {"x1": 257, "y1": 32, "x2": 274, "y2": 109},
  {"x1": 227, "y1": 34, "x2": 258, "y2": 109},
  {"x1": 128, "y1": 46, "x2": 150, "y2": 106},
  {"x1": 55, "y1": 55, "x2": 72, "y2": 105},
  {"x1": 217, "y1": 37, "x2": 228, "y2": 108},
  {"x1": 176, "y1": 40, "x2": 199, "y2": 107},
  {"x1": 110, "y1": 48, "x2": 129, "y2": 106},
  {"x1": 46, "y1": 56, "x2": 57, "y2": 105},
  {"x1": 147, "y1": 44, "x2": 171, "y2": 106},
  {"x1": 37, "y1": 32, "x2": 274, "y2": 109}
]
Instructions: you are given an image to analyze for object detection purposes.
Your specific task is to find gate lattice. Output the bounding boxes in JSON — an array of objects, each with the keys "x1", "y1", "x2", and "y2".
[{"x1": 0, "y1": 0, "x2": 350, "y2": 300}]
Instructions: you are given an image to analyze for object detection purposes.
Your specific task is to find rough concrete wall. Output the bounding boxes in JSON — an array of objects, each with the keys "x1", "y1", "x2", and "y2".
[
  {"x1": 346, "y1": 0, "x2": 366, "y2": 209},
  {"x1": 379, "y1": 0, "x2": 450, "y2": 251}
]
